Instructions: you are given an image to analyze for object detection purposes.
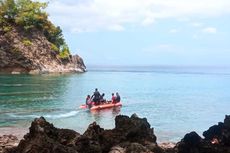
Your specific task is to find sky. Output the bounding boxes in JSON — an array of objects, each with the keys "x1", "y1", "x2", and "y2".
[{"x1": 46, "y1": 0, "x2": 230, "y2": 66}]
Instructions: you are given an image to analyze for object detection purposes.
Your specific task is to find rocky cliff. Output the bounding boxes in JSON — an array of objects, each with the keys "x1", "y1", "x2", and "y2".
[{"x1": 0, "y1": 26, "x2": 86, "y2": 74}]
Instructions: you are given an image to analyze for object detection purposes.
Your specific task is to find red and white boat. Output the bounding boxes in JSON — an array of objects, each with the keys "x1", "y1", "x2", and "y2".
[{"x1": 79, "y1": 102, "x2": 122, "y2": 110}]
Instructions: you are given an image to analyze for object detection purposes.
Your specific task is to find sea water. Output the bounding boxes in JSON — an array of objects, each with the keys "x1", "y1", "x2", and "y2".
[{"x1": 0, "y1": 66, "x2": 230, "y2": 142}]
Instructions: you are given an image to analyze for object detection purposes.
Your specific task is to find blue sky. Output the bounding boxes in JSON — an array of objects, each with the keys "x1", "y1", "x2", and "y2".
[{"x1": 46, "y1": 0, "x2": 230, "y2": 66}]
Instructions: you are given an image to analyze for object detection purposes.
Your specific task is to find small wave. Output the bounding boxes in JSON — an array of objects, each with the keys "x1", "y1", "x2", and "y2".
[
  {"x1": 0, "y1": 84, "x2": 23, "y2": 87},
  {"x1": 0, "y1": 91, "x2": 51, "y2": 96},
  {"x1": 0, "y1": 83, "x2": 41, "y2": 87},
  {"x1": 0, "y1": 97, "x2": 57, "y2": 103},
  {"x1": 44, "y1": 111, "x2": 79, "y2": 119},
  {"x1": 8, "y1": 114, "x2": 40, "y2": 118},
  {"x1": 8, "y1": 111, "x2": 80, "y2": 120}
]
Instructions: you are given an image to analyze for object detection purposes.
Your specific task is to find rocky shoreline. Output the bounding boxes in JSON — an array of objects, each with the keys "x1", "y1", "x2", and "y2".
[{"x1": 0, "y1": 114, "x2": 230, "y2": 153}]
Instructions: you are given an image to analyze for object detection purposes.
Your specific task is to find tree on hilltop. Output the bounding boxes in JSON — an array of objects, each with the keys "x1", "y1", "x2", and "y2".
[{"x1": 0, "y1": 0, "x2": 70, "y2": 59}]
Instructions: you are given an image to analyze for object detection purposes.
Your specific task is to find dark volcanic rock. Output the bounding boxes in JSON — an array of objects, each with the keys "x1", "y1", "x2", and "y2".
[
  {"x1": 175, "y1": 115, "x2": 230, "y2": 153},
  {"x1": 75, "y1": 114, "x2": 158, "y2": 153},
  {"x1": 13, "y1": 117, "x2": 80, "y2": 153},
  {"x1": 203, "y1": 115, "x2": 230, "y2": 146},
  {"x1": 183, "y1": 132, "x2": 202, "y2": 147},
  {"x1": 203, "y1": 123, "x2": 224, "y2": 142},
  {"x1": 75, "y1": 122, "x2": 103, "y2": 153},
  {"x1": 115, "y1": 114, "x2": 156, "y2": 144},
  {"x1": 10, "y1": 114, "x2": 159, "y2": 153},
  {"x1": 175, "y1": 131, "x2": 202, "y2": 153},
  {"x1": 6, "y1": 114, "x2": 230, "y2": 153}
]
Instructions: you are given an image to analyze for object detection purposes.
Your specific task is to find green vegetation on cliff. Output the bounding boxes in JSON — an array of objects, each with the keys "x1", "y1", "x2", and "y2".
[{"x1": 0, "y1": 0, "x2": 70, "y2": 59}]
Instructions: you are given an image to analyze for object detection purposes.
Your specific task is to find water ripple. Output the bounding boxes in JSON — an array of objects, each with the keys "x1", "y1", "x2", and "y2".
[{"x1": 0, "y1": 91, "x2": 51, "y2": 96}]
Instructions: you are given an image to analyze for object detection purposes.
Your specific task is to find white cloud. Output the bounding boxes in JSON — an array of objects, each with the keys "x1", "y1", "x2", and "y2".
[
  {"x1": 47, "y1": 0, "x2": 230, "y2": 32},
  {"x1": 142, "y1": 18, "x2": 155, "y2": 26},
  {"x1": 169, "y1": 29, "x2": 179, "y2": 33},
  {"x1": 192, "y1": 34, "x2": 200, "y2": 39},
  {"x1": 157, "y1": 44, "x2": 173, "y2": 50},
  {"x1": 202, "y1": 27, "x2": 217, "y2": 34},
  {"x1": 142, "y1": 43, "x2": 180, "y2": 54},
  {"x1": 107, "y1": 25, "x2": 125, "y2": 31},
  {"x1": 191, "y1": 22, "x2": 204, "y2": 27}
]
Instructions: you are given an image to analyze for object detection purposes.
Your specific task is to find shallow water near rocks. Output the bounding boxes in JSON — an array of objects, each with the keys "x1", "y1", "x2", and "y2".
[{"x1": 0, "y1": 66, "x2": 230, "y2": 142}]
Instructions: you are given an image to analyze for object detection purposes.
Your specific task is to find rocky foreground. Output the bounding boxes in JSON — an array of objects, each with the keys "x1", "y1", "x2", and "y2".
[{"x1": 1, "y1": 114, "x2": 230, "y2": 153}]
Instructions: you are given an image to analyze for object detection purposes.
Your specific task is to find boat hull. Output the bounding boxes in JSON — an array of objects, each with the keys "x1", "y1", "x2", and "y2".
[
  {"x1": 79, "y1": 102, "x2": 122, "y2": 110},
  {"x1": 90, "y1": 102, "x2": 122, "y2": 110}
]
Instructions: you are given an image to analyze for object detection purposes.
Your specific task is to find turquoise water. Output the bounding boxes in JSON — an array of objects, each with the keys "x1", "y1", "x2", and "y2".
[{"x1": 0, "y1": 66, "x2": 230, "y2": 142}]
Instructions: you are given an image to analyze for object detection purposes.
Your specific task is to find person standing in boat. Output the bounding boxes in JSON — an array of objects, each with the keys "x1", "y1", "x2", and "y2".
[
  {"x1": 111, "y1": 93, "x2": 116, "y2": 104},
  {"x1": 100, "y1": 93, "x2": 106, "y2": 104},
  {"x1": 91, "y1": 88, "x2": 101, "y2": 105},
  {"x1": 115, "y1": 92, "x2": 121, "y2": 103},
  {"x1": 86, "y1": 95, "x2": 92, "y2": 107}
]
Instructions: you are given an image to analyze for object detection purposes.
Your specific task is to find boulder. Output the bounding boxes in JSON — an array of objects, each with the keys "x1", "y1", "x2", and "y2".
[
  {"x1": 175, "y1": 131, "x2": 202, "y2": 153},
  {"x1": 203, "y1": 115, "x2": 230, "y2": 146},
  {"x1": 175, "y1": 115, "x2": 230, "y2": 153},
  {"x1": 75, "y1": 122, "x2": 103, "y2": 153},
  {"x1": 14, "y1": 117, "x2": 80, "y2": 153},
  {"x1": 114, "y1": 114, "x2": 157, "y2": 144}
]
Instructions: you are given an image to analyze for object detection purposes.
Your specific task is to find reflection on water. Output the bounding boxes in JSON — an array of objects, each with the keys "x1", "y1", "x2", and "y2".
[
  {"x1": 90, "y1": 107, "x2": 121, "y2": 116},
  {"x1": 90, "y1": 107, "x2": 121, "y2": 123}
]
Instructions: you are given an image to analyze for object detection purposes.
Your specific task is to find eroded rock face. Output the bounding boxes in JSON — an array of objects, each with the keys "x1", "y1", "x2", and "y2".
[{"x1": 0, "y1": 26, "x2": 86, "y2": 74}]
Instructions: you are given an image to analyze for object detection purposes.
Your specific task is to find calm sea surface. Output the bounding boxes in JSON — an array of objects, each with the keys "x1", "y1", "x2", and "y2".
[{"x1": 0, "y1": 66, "x2": 230, "y2": 142}]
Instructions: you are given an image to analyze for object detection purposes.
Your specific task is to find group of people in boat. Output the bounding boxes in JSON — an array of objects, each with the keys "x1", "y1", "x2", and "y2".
[{"x1": 86, "y1": 88, "x2": 121, "y2": 107}]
